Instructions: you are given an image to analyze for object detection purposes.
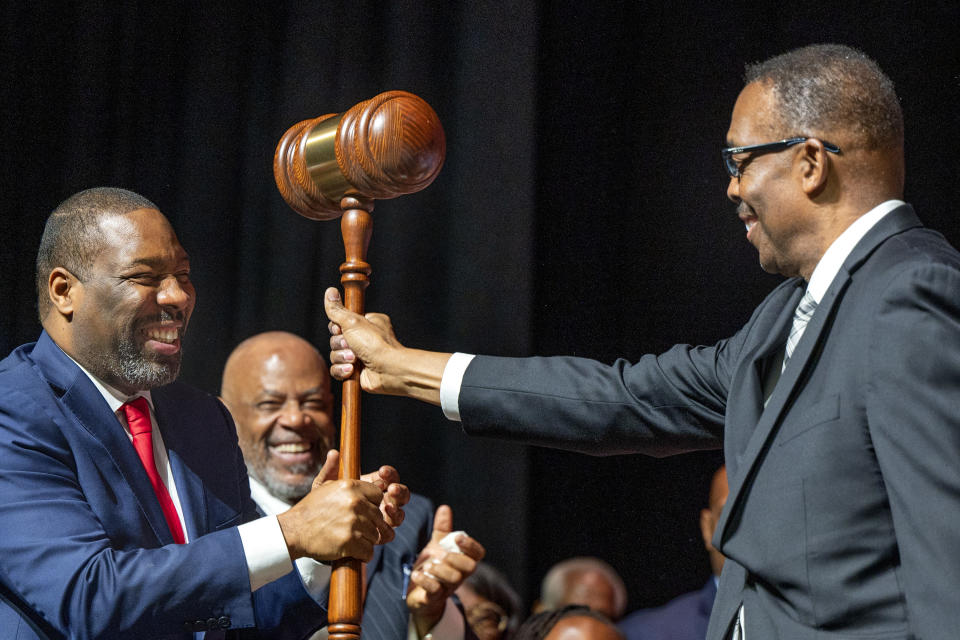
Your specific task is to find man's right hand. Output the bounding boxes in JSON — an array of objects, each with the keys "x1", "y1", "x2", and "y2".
[
  {"x1": 276, "y1": 478, "x2": 393, "y2": 563},
  {"x1": 324, "y1": 287, "x2": 451, "y2": 405}
]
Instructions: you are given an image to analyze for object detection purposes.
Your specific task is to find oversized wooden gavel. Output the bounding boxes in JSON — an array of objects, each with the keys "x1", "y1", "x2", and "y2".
[{"x1": 273, "y1": 91, "x2": 445, "y2": 639}]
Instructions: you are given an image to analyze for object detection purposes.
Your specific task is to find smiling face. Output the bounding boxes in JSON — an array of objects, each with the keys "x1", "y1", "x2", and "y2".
[
  {"x1": 725, "y1": 82, "x2": 822, "y2": 279},
  {"x1": 222, "y1": 333, "x2": 335, "y2": 502},
  {"x1": 67, "y1": 208, "x2": 195, "y2": 393}
]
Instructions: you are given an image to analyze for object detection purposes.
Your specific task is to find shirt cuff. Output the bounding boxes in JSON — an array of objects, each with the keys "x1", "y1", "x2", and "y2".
[
  {"x1": 294, "y1": 556, "x2": 332, "y2": 600},
  {"x1": 238, "y1": 515, "x2": 294, "y2": 591},
  {"x1": 407, "y1": 598, "x2": 466, "y2": 640},
  {"x1": 440, "y1": 353, "x2": 475, "y2": 422}
]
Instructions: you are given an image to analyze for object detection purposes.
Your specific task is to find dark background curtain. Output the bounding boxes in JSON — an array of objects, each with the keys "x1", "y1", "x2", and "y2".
[{"x1": 2, "y1": 0, "x2": 958, "y2": 615}]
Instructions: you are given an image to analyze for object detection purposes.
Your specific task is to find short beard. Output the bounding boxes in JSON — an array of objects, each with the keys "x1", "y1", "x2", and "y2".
[
  {"x1": 97, "y1": 311, "x2": 183, "y2": 391},
  {"x1": 110, "y1": 332, "x2": 181, "y2": 389},
  {"x1": 250, "y1": 458, "x2": 320, "y2": 503}
]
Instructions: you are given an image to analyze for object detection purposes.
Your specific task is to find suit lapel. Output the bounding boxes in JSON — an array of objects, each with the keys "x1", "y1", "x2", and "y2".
[
  {"x1": 726, "y1": 283, "x2": 803, "y2": 456},
  {"x1": 152, "y1": 388, "x2": 209, "y2": 540},
  {"x1": 716, "y1": 204, "x2": 924, "y2": 545},
  {"x1": 31, "y1": 333, "x2": 175, "y2": 546},
  {"x1": 718, "y1": 271, "x2": 850, "y2": 544}
]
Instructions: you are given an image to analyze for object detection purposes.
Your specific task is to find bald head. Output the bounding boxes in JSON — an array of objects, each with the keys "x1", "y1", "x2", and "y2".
[
  {"x1": 539, "y1": 557, "x2": 627, "y2": 621},
  {"x1": 222, "y1": 332, "x2": 326, "y2": 397},
  {"x1": 221, "y1": 332, "x2": 334, "y2": 502},
  {"x1": 544, "y1": 614, "x2": 623, "y2": 640},
  {"x1": 516, "y1": 606, "x2": 622, "y2": 640}
]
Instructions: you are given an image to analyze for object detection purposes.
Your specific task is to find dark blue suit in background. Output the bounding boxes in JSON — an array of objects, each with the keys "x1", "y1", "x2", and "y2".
[
  {"x1": 0, "y1": 332, "x2": 324, "y2": 639},
  {"x1": 619, "y1": 580, "x2": 716, "y2": 640}
]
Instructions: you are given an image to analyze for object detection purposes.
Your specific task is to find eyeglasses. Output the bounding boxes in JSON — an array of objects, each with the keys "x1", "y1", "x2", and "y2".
[{"x1": 721, "y1": 137, "x2": 841, "y2": 179}]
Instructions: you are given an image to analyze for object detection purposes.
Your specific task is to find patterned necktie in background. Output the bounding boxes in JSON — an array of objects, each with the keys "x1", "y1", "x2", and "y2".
[{"x1": 120, "y1": 396, "x2": 186, "y2": 543}]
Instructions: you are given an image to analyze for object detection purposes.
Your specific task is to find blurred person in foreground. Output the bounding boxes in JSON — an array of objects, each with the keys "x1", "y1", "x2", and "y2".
[
  {"x1": 456, "y1": 562, "x2": 525, "y2": 640},
  {"x1": 514, "y1": 605, "x2": 623, "y2": 640}
]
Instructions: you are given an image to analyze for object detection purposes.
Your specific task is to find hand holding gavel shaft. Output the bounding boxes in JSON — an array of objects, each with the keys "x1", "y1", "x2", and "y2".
[{"x1": 324, "y1": 287, "x2": 451, "y2": 405}]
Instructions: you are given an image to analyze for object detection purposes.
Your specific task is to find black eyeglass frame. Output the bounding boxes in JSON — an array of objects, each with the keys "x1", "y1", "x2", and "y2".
[{"x1": 721, "y1": 137, "x2": 841, "y2": 178}]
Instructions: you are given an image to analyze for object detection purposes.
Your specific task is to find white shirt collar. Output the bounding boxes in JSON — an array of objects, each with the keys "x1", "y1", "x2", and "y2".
[
  {"x1": 805, "y1": 199, "x2": 905, "y2": 303},
  {"x1": 247, "y1": 474, "x2": 296, "y2": 515}
]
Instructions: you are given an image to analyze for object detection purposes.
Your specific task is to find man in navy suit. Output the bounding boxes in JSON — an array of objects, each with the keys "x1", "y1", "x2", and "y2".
[
  {"x1": 323, "y1": 44, "x2": 960, "y2": 639},
  {"x1": 220, "y1": 331, "x2": 484, "y2": 639},
  {"x1": 619, "y1": 466, "x2": 727, "y2": 640},
  {"x1": 0, "y1": 187, "x2": 407, "y2": 638}
]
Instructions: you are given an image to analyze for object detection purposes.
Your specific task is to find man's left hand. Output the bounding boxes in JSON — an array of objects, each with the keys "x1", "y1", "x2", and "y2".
[{"x1": 407, "y1": 505, "x2": 485, "y2": 637}]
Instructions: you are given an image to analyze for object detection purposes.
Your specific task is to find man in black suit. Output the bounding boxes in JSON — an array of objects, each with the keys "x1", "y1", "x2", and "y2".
[
  {"x1": 221, "y1": 331, "x2": 484, "y2": 639},
  {"x1": 323, "y1": 44, "x2": 960, "y2": 639}
]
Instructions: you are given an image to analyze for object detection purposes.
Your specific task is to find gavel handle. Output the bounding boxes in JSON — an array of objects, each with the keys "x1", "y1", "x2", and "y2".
[{"x1": 327, "y1": 198, "x2": 373, "y2": 640}]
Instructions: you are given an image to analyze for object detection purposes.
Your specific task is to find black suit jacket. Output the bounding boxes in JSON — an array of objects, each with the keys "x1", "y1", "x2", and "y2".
[{"x1": 457, "y1": 205, "x2": 960, "y2": 639}]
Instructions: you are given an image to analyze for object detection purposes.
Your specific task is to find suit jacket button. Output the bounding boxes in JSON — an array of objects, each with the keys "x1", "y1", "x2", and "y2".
[
  {"x1": 218, "y1": 615, "x2": 232, "y2": 629},
  {"x1": 207, "y1": 617, "x2": 220, "y2": 630}
]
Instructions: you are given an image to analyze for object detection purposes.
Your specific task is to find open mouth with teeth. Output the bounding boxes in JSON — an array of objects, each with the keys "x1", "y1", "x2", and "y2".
[
  {"x1": 269, "y1": 441, "x2": 318, "y2": 464},
  {"x1": 142, "y1": 326, "x2": 182, "y2": 356}
]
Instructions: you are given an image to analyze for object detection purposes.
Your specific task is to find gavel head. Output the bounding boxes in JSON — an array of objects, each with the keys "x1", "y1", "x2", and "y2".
[{"x1": 273, "y1": 90, "x2": 446, "y2": 220}]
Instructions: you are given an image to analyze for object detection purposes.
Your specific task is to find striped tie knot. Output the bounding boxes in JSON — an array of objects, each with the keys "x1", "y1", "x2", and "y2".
[{"x1": 783, "y1": 291, "x2": 818, "y2": 369}]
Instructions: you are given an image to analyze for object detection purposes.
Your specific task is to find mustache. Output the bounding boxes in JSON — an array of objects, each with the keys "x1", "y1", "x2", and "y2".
[{"x1": 136, "y1": 310, "x2": 186, "y2": 326}]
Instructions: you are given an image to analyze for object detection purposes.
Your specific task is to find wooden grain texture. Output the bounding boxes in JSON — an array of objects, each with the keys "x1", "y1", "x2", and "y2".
[
  {"x1": 273, "y1": 91, "x2": 445, "y2": 220},
  {"x1": 273, "y1": 93, "x2": 445, "y2": 638}
]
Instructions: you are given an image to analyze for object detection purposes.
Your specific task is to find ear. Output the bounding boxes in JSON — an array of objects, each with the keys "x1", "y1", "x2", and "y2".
[
  {"x1": 798, "y1": 138, "x2": 831, "y2": 197},
  {"x1": 48, "y1": 267, "x2": 81, "y2": 318}
]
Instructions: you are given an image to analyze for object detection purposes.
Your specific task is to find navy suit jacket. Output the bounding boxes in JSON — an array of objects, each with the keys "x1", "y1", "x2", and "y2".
[
  {"x1": 457, "y1": 205, "x2": 960, "y2": 639},
  {"x1": 0, "y1": 332, "x2": 325, "y2": 639},
  {"x1": 619, "y1": 579, "x2": 716, "y2": 640}
]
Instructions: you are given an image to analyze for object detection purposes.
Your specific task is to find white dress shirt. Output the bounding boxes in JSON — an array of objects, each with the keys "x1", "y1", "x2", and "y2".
[{"x1": 67, "y1": 354, "x2": 294, "y2": 592}]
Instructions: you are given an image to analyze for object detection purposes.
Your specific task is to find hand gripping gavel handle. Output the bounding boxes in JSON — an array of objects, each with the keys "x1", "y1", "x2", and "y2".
[{"x1": 273, "y1": 91, "x2": 445, "y2": 640}]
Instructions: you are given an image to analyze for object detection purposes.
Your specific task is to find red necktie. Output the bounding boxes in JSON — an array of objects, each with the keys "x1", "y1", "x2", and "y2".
[{"x1": 120, "y1": 396, "x2": 186, "y2": 544}]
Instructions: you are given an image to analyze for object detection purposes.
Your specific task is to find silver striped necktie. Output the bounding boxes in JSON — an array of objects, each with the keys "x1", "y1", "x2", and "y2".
[{"x1": 782, "y1": 290, "x2": 818, "y2": 371}]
